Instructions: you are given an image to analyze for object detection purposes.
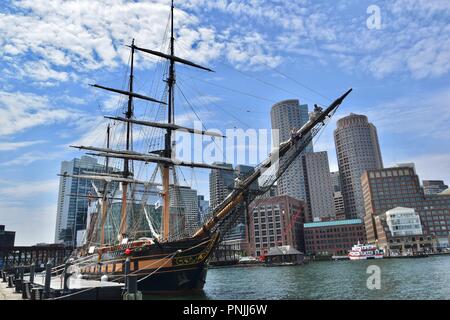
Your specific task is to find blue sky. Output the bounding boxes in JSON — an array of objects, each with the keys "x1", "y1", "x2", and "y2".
[{"x1": 1, "y1": 0, "x2": 449, "y2": 245}]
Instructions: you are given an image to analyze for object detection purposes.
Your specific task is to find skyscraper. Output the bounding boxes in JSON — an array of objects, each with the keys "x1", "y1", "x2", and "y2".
[
  {"x1": 333, "y1": 192, "x2": 345, "y2": 218},
  {"x1": 55, "y1": 156, "x2": 113, "y2": 245},
  {"x1": 271, "y1": 100, "x2": 312, "y2": 201},
  {"x1": 209, "y1": 162, "x2": 235, "y2": 210},
  {"x1": 330, "y1": 171, "x2": 341, "y2": 192},
  {"x1": 301, "y1": 151, "x2": 335, "y2": 219},
  {"x1": 223, "y1": 165, "x2": 257, "y2": 242},
  {"x1": 330, "y1": 171, "x2": 345, "y2": 218},
  {"x1": 197, "y1": 195, "x2": 209, "y2": 224},
  {"x1": 334, "y1": 113, "x2": 383, "y2": 219},
  {"x1": 170, "y1": 185, "x2": 199, "y2": 235},
  {"x1": 209, "y1": 164, "x2": 256, "y2": 252}
]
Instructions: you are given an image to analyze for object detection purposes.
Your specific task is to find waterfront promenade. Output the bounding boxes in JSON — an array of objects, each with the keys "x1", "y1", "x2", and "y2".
[
  {"x1": 0, "y1": 281, "x2": 21, "y2": 300},
  {"x1": 2, "y1": 255, "x2": 450, "y2": 300}
]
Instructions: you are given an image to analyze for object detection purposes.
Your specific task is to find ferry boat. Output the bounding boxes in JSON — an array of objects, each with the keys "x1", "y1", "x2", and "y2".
[{"x1": 348, "y1": 243, "x2": 384, "y2": 260}]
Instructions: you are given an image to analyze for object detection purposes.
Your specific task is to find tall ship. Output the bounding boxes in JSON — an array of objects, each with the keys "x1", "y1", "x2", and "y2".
[
  {"x1": 61, "y1": 0, "x2": 352, "y2": 293},
  {"x1": 348, "y1": 243, "x2": 384, "y2": 260}
]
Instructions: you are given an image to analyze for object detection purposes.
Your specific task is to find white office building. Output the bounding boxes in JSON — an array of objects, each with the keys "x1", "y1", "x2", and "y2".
[{"x1": 385, "y1": 207, "x2": 423, "y2": 237}]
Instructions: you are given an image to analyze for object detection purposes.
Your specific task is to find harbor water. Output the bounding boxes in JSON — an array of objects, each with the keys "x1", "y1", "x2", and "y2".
[{"x1": 147, "y1": 255, "x2": 450, "y2": 300}]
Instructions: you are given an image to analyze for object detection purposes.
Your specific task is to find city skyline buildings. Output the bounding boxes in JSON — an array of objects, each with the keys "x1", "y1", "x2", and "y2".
[
  {"x1": 48, "y1": 109, "x2": 450, "y2": 247},
  {"x1": 361, "y1": 166, "x2": 450, "y2": 248},
  {"x1": 1, "y1": 0, "x2": 449, "y2": 248},
  {"x1": 31, "y1": 107, "x2": 450, "y2": 247}
]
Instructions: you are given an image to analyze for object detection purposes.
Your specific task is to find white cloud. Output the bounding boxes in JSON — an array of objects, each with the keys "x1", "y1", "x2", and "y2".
[
  {"x1": 0, "y1": 179, "x2": 59, "y2": 198},
  {"x1": 0, "y1": 0, "x2": 224, "y2": 73},
  {"x1": 101, "y1": 94, "x2": 127, "y2": 112},
  {"x1": 364, "y1": 86, "x2": 450, "y2": 139},
  {"x1": 225, "y1": 32, "x2": 282, "y2": 70},
  {"x1": 2, "y1": 0, "x2": 448, "y2": 83},
  {"x1": 0, "y1": 0, "x2": 296, "y2": 84},
  {"x1": 20, "y1": 60, "x2": 70, "y2": 82},
  {"x1": 0, "y1": 150, "x2": 66, "y2": 166},
  {"x1": 182, "y1": 94, "x2": 223, "y2": 107},
  {"x1": 56, "y1": 95, "x2": 87, "y2": 106},
  {"x1": 0, "y1": 140, "x2": 46, "y2": 151},
  {"x1": 0, "y1": 90, "x2": 84, "y2": 136},
  {"x1": 349, "y1": 1, "x2": 450, "y2": 79}
]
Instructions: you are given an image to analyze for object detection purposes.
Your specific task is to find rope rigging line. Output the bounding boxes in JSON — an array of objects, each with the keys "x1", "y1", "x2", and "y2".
[
  {"x1": 176, "y1": 36, "x2": 331, "y2": 104},
  {"x1": 175, "y1": 82, "x2": 226, "y2": 159},
  {"x1": 178, "y1": 72, "x2": 276, "y2": 104},
  {"x1": 178, "y1": 78, "x2": 253, "y2": 129}
]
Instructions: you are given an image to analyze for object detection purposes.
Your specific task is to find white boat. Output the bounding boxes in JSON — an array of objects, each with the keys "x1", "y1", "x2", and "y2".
[
  {"x1": 238, "y1": 256, "x2": 259, "y2": 264},
  {"x1": 348, "y1": 242, "x2": 384, "y2": 260}
]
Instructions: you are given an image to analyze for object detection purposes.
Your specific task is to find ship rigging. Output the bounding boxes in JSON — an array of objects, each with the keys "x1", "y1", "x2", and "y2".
[{"x1": 58, "y1": 0, "x2": 352, "y2": 292}]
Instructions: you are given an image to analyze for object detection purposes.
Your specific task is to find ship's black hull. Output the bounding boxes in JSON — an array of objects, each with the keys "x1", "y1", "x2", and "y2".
[
  {"x1": 79, "y1": 233, "x2": 219, "y2": 293},
  {"x1": 135, "y1": 263, "x2": 208, "y2": 293}
]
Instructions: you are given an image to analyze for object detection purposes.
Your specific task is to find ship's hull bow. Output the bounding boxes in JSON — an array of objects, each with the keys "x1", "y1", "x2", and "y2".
[{"x1": 80, "y1": 233, "x2": 219, "y2": 293}]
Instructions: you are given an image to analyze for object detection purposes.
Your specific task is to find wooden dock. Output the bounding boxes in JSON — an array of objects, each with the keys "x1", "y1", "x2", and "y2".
[
  {"x1": 0, "y1": 280, "x2": 22, "y2": 300},
  {"x1": 28, "y1": 273, "x2": 124, "y2": 290},
  {"x1": 1, "y1": 259, "x2": 143, "y2": 300},
  {"x1": 25, "y1": 273, "x2": 126, "y2": 300},
  {"x1": 0, "y1": 268, "x2": 137, "y2": 300}
]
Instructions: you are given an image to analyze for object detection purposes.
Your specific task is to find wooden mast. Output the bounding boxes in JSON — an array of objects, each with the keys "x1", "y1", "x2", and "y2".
[
  {"x1": 100, "y1": 124, "x2": 110, "y2": 246},
  {"x1": 118, "y1": 39, "x2": 135, "y2": 242},
  {"x1": 83, "y1": 0, "x2": 213, "y2": 243},
  {"x1": 162, "y1": 0, "x2": 175, "y2": 241}
]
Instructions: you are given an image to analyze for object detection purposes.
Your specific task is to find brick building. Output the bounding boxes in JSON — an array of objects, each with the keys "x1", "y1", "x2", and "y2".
[
  {"x1": 303, "y1": 219, "x2": 366, "y2": 256},
  {"x1": 248, "y1": 195, "x2": 309, "y2": 257},
  {"x1": 362, "y1": 166, "x2": 450, "y2": 248}
]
